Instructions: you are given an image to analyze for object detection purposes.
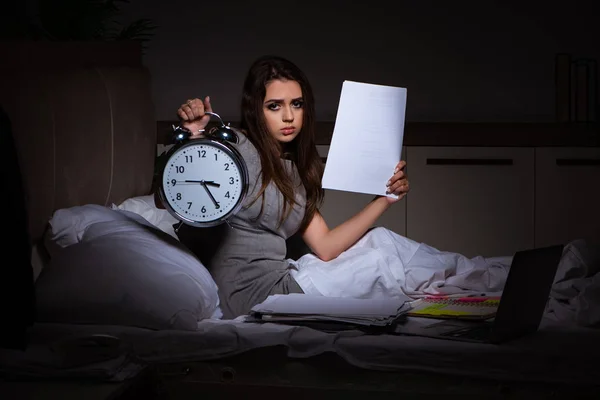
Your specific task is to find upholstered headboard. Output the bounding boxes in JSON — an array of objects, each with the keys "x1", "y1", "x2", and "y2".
[{"x1": 0, "y1": 65, "x2": 157, "y2": 245}]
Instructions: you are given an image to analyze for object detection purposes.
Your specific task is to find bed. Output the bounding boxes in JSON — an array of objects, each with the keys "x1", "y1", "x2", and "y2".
[{"x1": 1, "y1": 60, "x2": 600, "y2": 399}]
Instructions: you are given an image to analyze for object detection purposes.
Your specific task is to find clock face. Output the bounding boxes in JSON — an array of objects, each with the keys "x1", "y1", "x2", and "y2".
[{"x1": 161, "y1": 140, "x2": 247, "y2": 226}]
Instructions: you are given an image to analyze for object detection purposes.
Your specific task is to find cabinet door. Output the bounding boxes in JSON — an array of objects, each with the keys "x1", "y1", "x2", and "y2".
[
  {"x1": 317, "y1": 146, "x2": 406, "y2": 235},
  {"x1": 535, "y1": 147, "x2": 600, "y2": 247},
  {"x1": 405, "y1": 147, "x2": 534, "y2": 258}
]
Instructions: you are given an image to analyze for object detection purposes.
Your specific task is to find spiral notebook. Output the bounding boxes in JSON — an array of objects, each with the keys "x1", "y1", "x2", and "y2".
[{"x1": 407, "y1": 296, "x2": 501, "y2": 320}]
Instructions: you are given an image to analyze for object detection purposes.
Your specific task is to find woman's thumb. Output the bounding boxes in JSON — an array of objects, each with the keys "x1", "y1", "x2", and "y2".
[{"x1": 204, "y1": 96, "x2": 213, "y2": 113}]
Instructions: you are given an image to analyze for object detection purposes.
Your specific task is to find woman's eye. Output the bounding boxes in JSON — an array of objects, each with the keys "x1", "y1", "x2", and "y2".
[
  {"x1": 292, "y1": 100, "x2": 304, "y2": 108},
  {"x1": 267, "y1": 103, "x2": 280, "y2": 110}
]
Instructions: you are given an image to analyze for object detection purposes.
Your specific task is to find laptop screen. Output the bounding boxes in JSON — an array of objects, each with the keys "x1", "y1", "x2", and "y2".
[{"x1": 492, "y1": 245, "x2": 564, "y2": 338}]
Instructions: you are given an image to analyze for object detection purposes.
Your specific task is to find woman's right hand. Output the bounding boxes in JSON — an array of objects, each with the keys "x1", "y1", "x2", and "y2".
[{"x1": 177, "y1": 96, "x2": 213, "y2": 138}]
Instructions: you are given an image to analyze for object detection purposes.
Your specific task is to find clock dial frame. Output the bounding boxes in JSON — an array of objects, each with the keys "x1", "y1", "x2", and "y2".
[{"x1": 159, "y1": 139, "x2": 248, "y2": 227}]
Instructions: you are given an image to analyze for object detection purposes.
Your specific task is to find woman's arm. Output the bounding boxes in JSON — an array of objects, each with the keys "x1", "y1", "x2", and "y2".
[
  {"x1": 302, "y1": 160, "x2": 409, "y2": 262},
  {"x1": 154, "y1": 96, "x2": 213, "y2": 210},
  {"x1": 302, "y1": 196, "x2": 392, "y2": 262}
]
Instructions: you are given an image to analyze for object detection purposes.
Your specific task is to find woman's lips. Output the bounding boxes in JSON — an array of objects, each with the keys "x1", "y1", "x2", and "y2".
[{"x1": 281, "y1": 127, "x2": 295, "y2": 135}]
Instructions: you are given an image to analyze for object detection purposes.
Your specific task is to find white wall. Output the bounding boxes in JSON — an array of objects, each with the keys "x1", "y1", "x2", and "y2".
[{"x1": 121, "y1": 0, "x2": 599, "y2": 123}]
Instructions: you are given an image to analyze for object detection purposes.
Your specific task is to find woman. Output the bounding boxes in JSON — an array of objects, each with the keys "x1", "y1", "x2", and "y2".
[{"x1": 168, "y1": 55, "x2": 410, "y2": 319}]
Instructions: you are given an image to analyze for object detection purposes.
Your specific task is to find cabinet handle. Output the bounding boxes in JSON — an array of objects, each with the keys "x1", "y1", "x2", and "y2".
[
  {"x1": 426, "y1": 158, "x2": 513, "y2": 166},
  {"x1": 555, "y1": 158, "x2": 600, "y2": 166}
]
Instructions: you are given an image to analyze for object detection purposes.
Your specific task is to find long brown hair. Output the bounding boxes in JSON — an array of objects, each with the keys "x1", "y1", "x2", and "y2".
[{"x1": 240, "y1": 55, "x2": 324, "y2": 232}]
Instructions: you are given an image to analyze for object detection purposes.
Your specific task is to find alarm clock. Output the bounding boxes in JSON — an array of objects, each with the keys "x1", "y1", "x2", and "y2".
[{"x1": 158, "y1": 112, "x2": 249, "y2": 228}]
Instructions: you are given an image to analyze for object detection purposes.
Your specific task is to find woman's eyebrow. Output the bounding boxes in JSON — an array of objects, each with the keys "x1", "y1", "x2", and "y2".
[{"x1": 264, "y1": 96, "x2": 304, "y2": 103}]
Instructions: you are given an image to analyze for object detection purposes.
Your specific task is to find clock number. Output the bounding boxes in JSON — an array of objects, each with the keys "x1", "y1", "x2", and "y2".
[
  {"x1": 176, "y1": 166, "x2": 185, "y2": 173},
  {"x1": 176, "y1": 193, "x2": 182, "y2": 200},
  {"x1": 171, "y1": 179, "x2": 176, "y2": 186},
  {"x1": 224, "y1": 163, "x2": 230, "y2": 171},
  {"x1": 229, "y1": 177, "x2": 234, "y2": 184},
  {"x1": 185, "y1": 155, "x2": 193, "y2": 163},
  {"x1": 201, "y1": 206, "x2": 207, "y2": 213},
  {"x1": 198, "y1": 150, "x2": 206, "y2": 158},
  {"x1": 214, "y1": 153, "x2": 218, "y2": 161},
  {"x1": 225, "y1": 191, "x2": 230, "y2": 198},
  {"x1": 187, "y1": 202, "x2": 192, "y2": 209}
]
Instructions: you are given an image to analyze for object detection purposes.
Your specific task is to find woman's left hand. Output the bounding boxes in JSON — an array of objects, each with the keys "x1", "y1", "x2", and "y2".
[{"x1": 385, "y1": 160, "x2": 409, "y2": 203}]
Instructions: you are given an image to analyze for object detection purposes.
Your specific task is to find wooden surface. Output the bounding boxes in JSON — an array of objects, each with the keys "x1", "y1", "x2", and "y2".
[
  {"x1": 156, "y1": 121, "x2": 600, "y2": 147},
  {"x1": 0, "y1": 381, "x2": 132, "y2": 400},
  {"x1": 0, "y1": 366, "x2": 156, "y2": 400}
]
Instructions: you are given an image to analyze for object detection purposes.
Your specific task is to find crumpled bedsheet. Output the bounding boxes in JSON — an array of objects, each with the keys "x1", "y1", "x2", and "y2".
[
  {"x1": 545, "y1": 238, "x2": 600, "y2": 327},
  {"x1": 2, "y1": 232, "x2": 599, "y2": 383},
  {"x1": 5, "y1": 315, "x2": 599, "y2": 385}
]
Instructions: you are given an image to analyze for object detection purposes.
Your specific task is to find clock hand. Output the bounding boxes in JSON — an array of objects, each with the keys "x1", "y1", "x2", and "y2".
[
  {"x1": 184, "y1": 180, "x2": 220, "y2": 188},
  {"x1": 200, "y1": 182, "x2": 220, "y2": 209}
]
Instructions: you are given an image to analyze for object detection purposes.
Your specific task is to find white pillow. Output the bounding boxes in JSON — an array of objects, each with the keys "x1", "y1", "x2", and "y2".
[
  {"x1": 36, "y1": 207, "x2": 222, "y2": 330},
  {"x1": 114, "y1": 194, "x2": 179, "y2": 239},
  {"x1": 47, "y1": 204, "x2": 145, "y2": 251}
]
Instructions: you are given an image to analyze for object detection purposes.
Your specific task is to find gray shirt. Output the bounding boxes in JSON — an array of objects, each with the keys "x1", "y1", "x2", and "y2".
[{"x1": 179, "y1": 130, "x2": 305, "y2": 319}]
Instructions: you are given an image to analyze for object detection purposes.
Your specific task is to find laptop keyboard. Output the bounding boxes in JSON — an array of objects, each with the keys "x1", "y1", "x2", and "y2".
[{"x1": 443, "y1": 325, "x2": 493, "y2": 340}]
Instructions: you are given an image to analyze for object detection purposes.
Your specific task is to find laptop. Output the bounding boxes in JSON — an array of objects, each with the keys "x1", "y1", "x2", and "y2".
[{"x1": 394, "y1": 244, "x2": 564, "y2": 344}]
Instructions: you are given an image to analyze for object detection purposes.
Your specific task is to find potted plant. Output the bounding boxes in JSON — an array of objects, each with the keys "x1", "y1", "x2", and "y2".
[
  {"x1": 9, "y1": 0, "x2": 156, "y2": 43},
  {"x1": 1, "y1": 0, "x2": 158, "y2": 67}
]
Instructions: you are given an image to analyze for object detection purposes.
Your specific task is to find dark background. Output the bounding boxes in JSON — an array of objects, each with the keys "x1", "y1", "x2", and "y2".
[{"x1": 116, "y1": 0, "x2": 599, "y2": 123}]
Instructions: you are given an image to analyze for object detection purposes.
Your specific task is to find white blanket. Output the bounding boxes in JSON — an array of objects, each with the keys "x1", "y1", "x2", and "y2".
[
  {"x1": 290, "y1": 227, "x2": 600, "y2": 327},
  {"x1": 290, "y1": 227, "x2": 510, "y2": 298}
]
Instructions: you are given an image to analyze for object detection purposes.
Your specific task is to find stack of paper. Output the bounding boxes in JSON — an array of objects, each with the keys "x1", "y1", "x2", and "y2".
[{"x1": 248, "y1": 294, "x2": 413, "y2": 328}]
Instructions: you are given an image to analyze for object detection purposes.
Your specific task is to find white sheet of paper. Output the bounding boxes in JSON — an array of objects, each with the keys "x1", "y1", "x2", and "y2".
[{"x1": 322, "y1": 80, "x2": 407, "y2": 198}]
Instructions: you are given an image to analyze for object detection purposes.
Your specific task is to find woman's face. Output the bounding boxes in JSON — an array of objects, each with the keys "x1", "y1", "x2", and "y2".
[{"x1": 262, "y1": 79, "x2": 303, "y2": 143}]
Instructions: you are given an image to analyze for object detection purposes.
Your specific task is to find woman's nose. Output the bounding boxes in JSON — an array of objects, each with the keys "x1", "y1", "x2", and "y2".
[{"x1": 282, "y1": 106, "x2": 294, "y2": 122}]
